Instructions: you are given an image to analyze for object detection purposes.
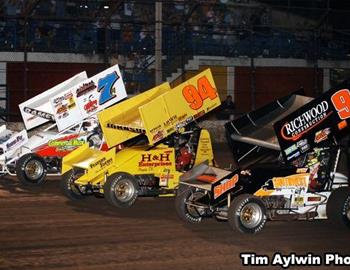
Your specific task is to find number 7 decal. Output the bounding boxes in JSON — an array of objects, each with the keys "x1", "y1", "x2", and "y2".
[{"x1": 97, "y1": 71, "x2": 120, "y2": 105}]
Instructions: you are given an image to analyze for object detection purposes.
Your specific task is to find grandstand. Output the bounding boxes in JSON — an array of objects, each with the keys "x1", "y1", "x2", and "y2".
[{"x1": 1, "y1": 0, "x2": 350, "y2": 120}]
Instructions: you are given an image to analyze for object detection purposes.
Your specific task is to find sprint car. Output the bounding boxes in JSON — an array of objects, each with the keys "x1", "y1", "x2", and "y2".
[
  {"x1": 0, "y1": 64, "x2": 127, "y2": 185},
  {"x1": 176, "y1": 83, "x2": 350, "y2": 233},
  {"x1": 61, "y1": 69, "x2": 221, "y2": 208}
]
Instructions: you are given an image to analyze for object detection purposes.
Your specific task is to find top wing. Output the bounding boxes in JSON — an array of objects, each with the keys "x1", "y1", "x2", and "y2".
[
  {"x1": 18, "y1": 72, "x2": 88, "y2": 130},
  {"x1": 225, "y1": 91, "x2": 313, "y2": 166},
  {"x1": 99, "y1": 68, "x2": 221, "y2": 148}
]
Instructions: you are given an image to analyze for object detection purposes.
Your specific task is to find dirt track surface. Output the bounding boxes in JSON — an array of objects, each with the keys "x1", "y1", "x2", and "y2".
[{"x1": 1, "y1": 145, "x2": 350, "y2": 270}]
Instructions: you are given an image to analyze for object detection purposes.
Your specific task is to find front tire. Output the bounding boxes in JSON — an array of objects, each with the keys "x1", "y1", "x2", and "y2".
[
  {"x1": 228, "y1": 194, "x2": 267, "y2": 234},
  {"x1": 16, "y1": 153, "x2": 47, "y2": 185},
  {"x1": 326, "y1": 187, "x2": 350, "y2": 228},
  {"x1": 61, "y1": 169, "x2": 85, "y2": 200},
  {"x1": 175, "y1": 185, "x2": 206, "y2": 224},
  {"x1": 104, "y1": 172, "x2": 139, "y2": 208}
]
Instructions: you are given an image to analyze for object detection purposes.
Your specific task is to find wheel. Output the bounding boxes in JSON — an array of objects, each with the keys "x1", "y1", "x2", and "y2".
[
  {"x1": 175, "y1": 185, "x2": 206, "y2": 224},
  {"x1": 15, "y1": 153, "x2": 47, "y2": 185},
  {"x1": 87, "y1": 132, "x2": 102, "y2": 148},
  {"x1": 228, "y1": 194, "x2": 267, "y2": 234},
  {"x1": 326, "y1": 187, "x2": 350, "y2": 228},
  {"x1": 104, "y1": 172, "x2": 139, "y2": 208},
  {"x1": 60, "y1": 169, "x2": 85, "y2": 200}
]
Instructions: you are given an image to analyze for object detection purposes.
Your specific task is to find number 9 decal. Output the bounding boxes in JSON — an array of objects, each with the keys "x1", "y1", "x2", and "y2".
[{"x1": 331, "y1": 89, "x2": 350, "y2": 120}]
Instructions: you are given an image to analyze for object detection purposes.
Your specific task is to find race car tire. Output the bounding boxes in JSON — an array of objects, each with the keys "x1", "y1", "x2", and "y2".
[
  {"x1": 326, "y1": 187, "x2": 350, "y2": 228},
  {"x1": 175, "y1": 185, "x2": 205, "y2": 224},
  {"x1": 228, "y1": 194, "x2": 267, "y2": 234},
  {"x1": 61, "y1": 169, "x2": 85, "y2": 201},
  {"x1": 104, "y1": 172, "x2": 139, "y2": 208},
  {"x1": 16, "y1": 153, "x2": 47, "y2": 186}
]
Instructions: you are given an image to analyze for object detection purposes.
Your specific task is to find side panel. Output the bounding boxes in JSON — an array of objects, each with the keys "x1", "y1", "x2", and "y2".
[
  {"x1": 274, "y1": 81, "x2": 350, "y2": 162},
  {"x1": 140, "y1": 68, "x2": 221, "y2": 144}
]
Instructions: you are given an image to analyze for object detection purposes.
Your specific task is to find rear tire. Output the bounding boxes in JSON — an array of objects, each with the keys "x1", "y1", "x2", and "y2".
[
  {"x1": 326, "y1": 187, "x2": 350, "y2": 228},
  {"x1": 175, "y1": 185, "x2": 206, "y2": 224},
  {"x1": 61, "y1": 169, "x2": 85, "y2": 201},
  {"x1": 16, "y1": 153, "x2": 47, "y2": 186},
  {"x1": 228, "y1": 194, "x2": 267, "y2": 234},
  {"x1": 104, "y1": 172, "x2": 139, "y2": 208}
]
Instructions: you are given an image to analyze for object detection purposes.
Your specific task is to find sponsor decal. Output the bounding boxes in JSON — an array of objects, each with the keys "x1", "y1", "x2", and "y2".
[
  {"x1": 286, "y1": 151, "x2": 300, "y2": 161},
  {"x1": 139, "y1": 152, "x2": 172, "y2": 167},
  {"x1": 297, "y1": 139, "x2": 307, "y2": 147},
  {"x1": 6, "y1": 135, "x2": 25, "y2": 149},
  {"x1": 297, "y1": 139, "x2": 309, "y2": 153},
  {"x1": 23, "y1": 107, "x2": 54, "y2": 121},
  {"x1": 48, "y1": 138, "x2": 85, "y2": 151},
  {"x1": 293, "y1": 196, "x2": 304, "y2": 206},
  {"x1": 338, "y1": 120, "x2": 347, "y2": 130},
  {"x1": 166, "y1": 127, "x2": 175, "y2": 134},
  {"x1": 314, "y1": 128, "x2": 331, "y2": 144},
  {"x1": 90, "y1": 157, "x2": 113, "y2": 169},
  {"x1": 163, "y1": 115, "x2": 177, "y2": 127},
  {"x1": 280, "y1": 101, "x2": 331, "y2": 141},
  {"x1": 307, "y1": 196, "x2": 321, "y2": 202},
  {"x1": 300, "y1": 144, "x2": 310, "y2": 153},
  {"x1": 67, "y1": 98, "x2": 76, "y2": 109},
  {"x1": 56, "y1": 105, "x2": 67, "y2": 114},
  {"x1": 296, "y1": 168, "x2": 308, "y2": 173},
  {"x1": 76, "y1": 80, "x2": 96, "y2": 97},
  {"x1": 159, "y1": 171, "x2": 174, "y2": 186},
  {"x1": 53, "y1": 92, "x2": 73, "y2": 106},
  {"x1": 177, "y1": 113, "x2": 188, "y2": 122},
  {"x1": 106, "y1": 123, "x2": 145, "y2": 133},
  {"x1": 152, "y1": 130, "x2": 164, "y2": 142},
  {"x1": 83, "y1": 95, "x2": 98, "y2": 113},
  {"x1": 213, "y1": 174, "x2": 239, "y2": 199},
  {"x1": 284, "y1": 144, "x2": 298, "y2": 156},
  {"x1": 176, "y1": 116, "x2": 194, "y2": 130},
  {"x1": 272, "y1": 174, "x2": 309, "y2": 189}
]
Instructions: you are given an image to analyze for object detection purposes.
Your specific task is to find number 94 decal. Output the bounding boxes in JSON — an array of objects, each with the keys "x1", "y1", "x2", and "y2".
[
  {"x1": 97, "y1": 71, "x2": 120, "y2": 105},
  {"x1": 182, "y1": 75, "x2": 217, "y2": 110}
]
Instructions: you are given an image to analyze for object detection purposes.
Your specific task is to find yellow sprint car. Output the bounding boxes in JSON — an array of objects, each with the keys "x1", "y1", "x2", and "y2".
[{"x1": 61, "y1": 69, "x2": 221, "y2": 208}]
